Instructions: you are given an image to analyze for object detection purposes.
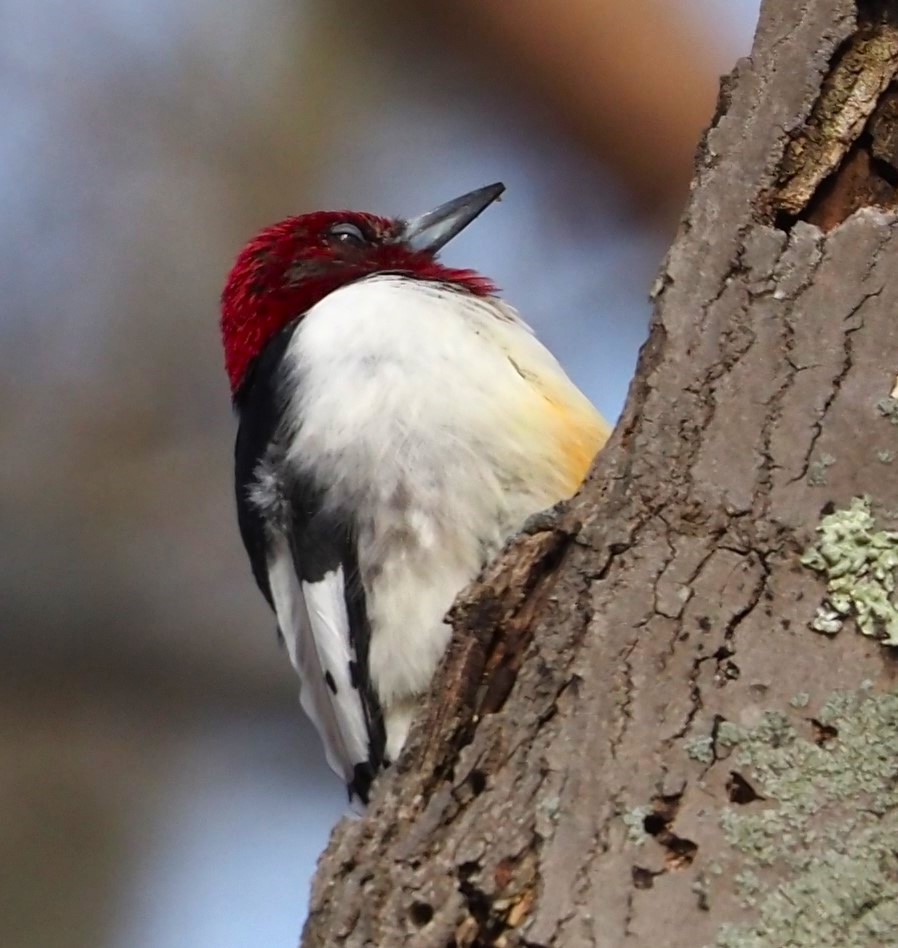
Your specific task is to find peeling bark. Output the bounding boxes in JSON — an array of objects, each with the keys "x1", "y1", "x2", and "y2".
[{"x1": 303, "y1": 2, "x2": 898, "y2": 945}]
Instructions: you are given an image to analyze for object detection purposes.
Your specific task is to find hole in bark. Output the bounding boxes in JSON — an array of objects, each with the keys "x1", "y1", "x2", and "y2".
[
  {"x1": 631, "y1": 866, "x2": 655, "y2": 889},
  {"x1": 726, "y1": 771, "x2": 762, "y2": 804},
  {"x1": 874, "y1": 152, "x2": 898, "y2": 187},
  {"x1": 820, "y1": 501, "x2": 836, "y2": 517},
  {"x1": 643, "y1": 793, "x2": 681, "y2": 834},
  {"x1": 642, "y1": 793, "x2": 698, "y2": 869},
  {"x1": 456, "y1": 873, "x2": 507, "y2": 946},
  {"x1": 803, "y1": 141, "x2": 898, "y2": 232},
  {"x1": 772, "y1": 2, "x2": 898, "y2": 232},
  {"x1": 812, "y1": 718, "x2": 839, "y2": 746},
  {"x1": 773, "y1": 208, "x2": 795, "y2": 231},
  {"x1": 712, "y1": 648, "x2": 740, "y2": 686},
  {"x1": 469, "y1": 769, "x2": 487, "y2": 795},
  {"x1": 458, "y1": 860, "x2": 480, "y2": 880},
  {"x1": 698, "y1": 616, "x2": 712, "y2": 632},
  {"x1": 664, "y1": 836, "x2": 698, "y2": 870},
  {"x1": 713, "y1": 659, "x2": 741, "y2": 687},
  {"x1": 410, "y1": 901, "x2": 434, "y2": 927},
  {"x1": 458, "y1": 881, "x2": 491, "y2": 925}
]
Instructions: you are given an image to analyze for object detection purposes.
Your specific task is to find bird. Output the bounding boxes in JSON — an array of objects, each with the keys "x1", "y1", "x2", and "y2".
[{"x1": 219, "y1": 183, "x2": 610, "y2": 804}]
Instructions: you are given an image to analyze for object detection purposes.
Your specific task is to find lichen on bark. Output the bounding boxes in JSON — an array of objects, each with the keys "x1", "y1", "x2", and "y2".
[
  {"x1": 801, "y1": 497, "x2": 898, "y2": 643},
  {"x1": 714, "y1": 686, "x2": 898, "y2": 947}
]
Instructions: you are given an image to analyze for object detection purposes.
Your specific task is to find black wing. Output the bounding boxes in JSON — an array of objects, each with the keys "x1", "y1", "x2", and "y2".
[
  {"x1": 233, "y1": 325, "x2": 295, "y2": 607},
  {"x1": 233, "y1": 323, "x2": 386, "y2": 803}
]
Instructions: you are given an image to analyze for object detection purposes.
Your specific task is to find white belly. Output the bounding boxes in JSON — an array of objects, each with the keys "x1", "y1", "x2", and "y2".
[{"x1": 282, "y1": 275, "x2": 599, "y2": 717}]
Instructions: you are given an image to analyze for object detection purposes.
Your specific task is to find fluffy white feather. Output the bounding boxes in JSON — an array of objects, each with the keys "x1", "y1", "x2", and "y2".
[
  {"x1": 267, "y1": 546, "x2": 369, "y2": 784},
  {"x1": 276, "y1": 275, "x2": 606, "y2": 766}
]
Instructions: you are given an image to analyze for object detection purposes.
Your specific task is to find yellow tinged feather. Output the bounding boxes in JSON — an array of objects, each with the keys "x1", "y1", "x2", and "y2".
[
  {"x1": 540, "y1": 388, "x2": 611, "y2": 495},
  {"x1": 486, "y1": 311, "x2": 612, "y2": 500}
]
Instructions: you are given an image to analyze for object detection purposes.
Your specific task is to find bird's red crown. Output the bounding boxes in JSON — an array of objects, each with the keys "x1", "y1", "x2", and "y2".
[{"x1": 220, "y1": 195, "x2": 501, "y2": 396}]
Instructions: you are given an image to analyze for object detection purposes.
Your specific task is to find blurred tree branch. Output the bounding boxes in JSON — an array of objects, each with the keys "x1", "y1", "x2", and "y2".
[
  {"x1": 303, "y1": 1, "x2": 898, "y2": 944},
  {"x1": 362, "y1": 0, "x2": 722, "y2": 230},
  {"x1": 444, "y1": 0, "x2": 722, "y2": 225}
]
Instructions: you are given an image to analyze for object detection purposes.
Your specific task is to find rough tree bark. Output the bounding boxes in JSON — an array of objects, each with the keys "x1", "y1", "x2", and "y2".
[{"x1": 303, "y1": 2, "x2": 898, "y2": 945}]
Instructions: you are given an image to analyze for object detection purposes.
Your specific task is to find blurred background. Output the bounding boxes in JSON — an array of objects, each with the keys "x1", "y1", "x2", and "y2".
[{"x1": 2, "y1": 2, "x2": 760, "y2": 945}]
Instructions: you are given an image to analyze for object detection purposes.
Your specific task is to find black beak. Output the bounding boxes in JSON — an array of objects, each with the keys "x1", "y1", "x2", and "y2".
[{"x1": 402, "y1": 182, "x2": 505, "y2": 254}]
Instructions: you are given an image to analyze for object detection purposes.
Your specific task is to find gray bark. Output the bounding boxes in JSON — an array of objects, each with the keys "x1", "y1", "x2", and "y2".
[{"x1": 303, "y1": 2, "x2": 898, "y2": 944}]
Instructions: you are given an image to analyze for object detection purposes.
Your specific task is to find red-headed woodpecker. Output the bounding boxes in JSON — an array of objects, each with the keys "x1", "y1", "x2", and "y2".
[{"x1": 220, "y1": 184, "x2": 609, "y2": 803}]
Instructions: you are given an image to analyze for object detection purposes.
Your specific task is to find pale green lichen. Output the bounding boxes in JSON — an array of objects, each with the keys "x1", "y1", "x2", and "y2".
[
  {"x1": 800, "y1": 496, "x2": 898, "y2": 645},
  {"x1": 877, "y1": 449, "x2": 894, "y2": 464},
  {"x1": 711, "y1": 690, "x2": 898, "y2": 948},
  {"x1": 716, "y1": 721, "x2": 744, "y2": 749},
  {"x1": 734, "y1": 868, "x2": 762, "y2": 905},
  {"x1": 789, "y1": 692, "x2": 810, "y2": 709},
  {"x1": 622, "y1": 806, "x2": 650, "y2": 845},
  {"x1": 686, "y1": 735, "x2": 715, "y2": 764},
  {"x1": 876, "y1": 396, "x2": 898, "y2": 425},
  {"x1": 807, "y1": 453, "x2": 836, "y2": 486}
]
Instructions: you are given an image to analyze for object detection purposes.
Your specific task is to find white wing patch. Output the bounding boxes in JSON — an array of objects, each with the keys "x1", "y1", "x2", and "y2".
[
  {"x1": 266, "y1": 544, "x2": 370, "y2": 789},
  {"x1": 299, "y1": 568, "x2": 371, "y2": 768}
]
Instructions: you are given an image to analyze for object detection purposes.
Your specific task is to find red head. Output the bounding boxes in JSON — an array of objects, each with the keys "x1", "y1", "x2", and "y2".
[{"x1": 220, "y1": 183, "x2": 504, "y2": 397}]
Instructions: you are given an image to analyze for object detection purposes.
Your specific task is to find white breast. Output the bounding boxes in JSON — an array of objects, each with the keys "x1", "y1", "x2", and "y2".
[{"x1": 281, "y1": 275, "x2": 600, "y2": 744}]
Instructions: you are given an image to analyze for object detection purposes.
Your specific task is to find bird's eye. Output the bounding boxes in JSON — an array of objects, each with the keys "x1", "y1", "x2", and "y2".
[{"x1": 328, "y1": 222, "x2": 367, "y2": 247}]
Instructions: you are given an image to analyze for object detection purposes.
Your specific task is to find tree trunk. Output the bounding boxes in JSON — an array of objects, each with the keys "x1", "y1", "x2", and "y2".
[{"x1": 303, "y1": 2, "x2": 898, "y2": 945}]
